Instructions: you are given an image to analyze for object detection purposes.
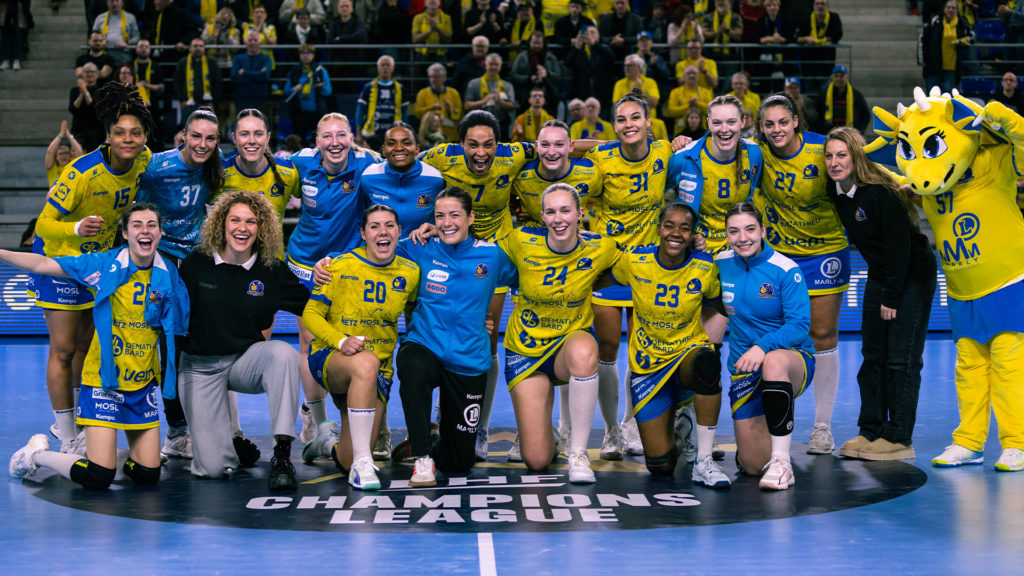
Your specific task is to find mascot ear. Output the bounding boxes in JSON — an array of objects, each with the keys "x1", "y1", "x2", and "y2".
[
  {"x1": 947, "y1": 96, "x2": 981, "y2": 133},
  {"x1": 872, "y1": 106, "x2": 900, "y2": 143}
]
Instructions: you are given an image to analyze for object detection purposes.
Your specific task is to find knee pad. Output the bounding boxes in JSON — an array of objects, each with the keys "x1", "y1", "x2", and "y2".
[
  {"x1": 691, "y1": 347, "x2": 722, "y2": 396},
  {"x1": 761, "y1": 380, "x2": 794, "y2": 437},
  {"x1": 123, "y1": 458, "x2": 161, "y2": 485},
  {"x1": 644, "y1": 447, "x2": 680, "y2": 476},
  {"x1": 69, "y1": 460, "x2": 116, "y2": 490}
]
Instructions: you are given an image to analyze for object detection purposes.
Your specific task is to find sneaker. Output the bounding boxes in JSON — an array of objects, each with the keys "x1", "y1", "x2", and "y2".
[
  {"x1": 932, "y1": 444, "x2": 984, "y2": 467},
  {"x1": 507, "y1": 433, "x2": 523, "y2": 462},
  {"x1": 391, "y1": 438, "x2": 414, "y2": 463},
  {"x1": 302, "y1": 420, "x2": 339, "y2": 464},
  {"x1": 160, "y1": 434, "x2": 193, "y2": 463},
  {"x1": 12, "y1": 61, "x2": 20, "y2": 71},
  {"x1": 620, "y1": 418, "x2": 644, "y2": 456},
  {"x1": 859, "y1": 438, "x2": 915, "y2": 461},
  {"x1": 759, "y1": 457, "x2": 795, "y2": 490},
  {"x1": 807, "y1": 423, "x2": 835, "y2": 455},
  {"x1": 233, "y1": 435, "x2": 261, "y2": 467},
  {"x1": 692, "y1": 455, "x2": 731, "y2": 489},
  {"x1": 0, "y1": 61, "x2": 8, "y2": 71},
  {"x1": 599, "y1": 426, "x2": 623, "y2": 461},
  {"x1": 349, "y1": 456, "x2": 381, "y2": 490},
  {"x1": 10, "y1": 434, "x2": 49, "y2": 478},
  {"x1": 712, "y1": 441, "x2": 725, "y2": 461},
  {"x1": 838, "y1": 435, "x2": 871, "y2": 459},
  {"x1": 373, "y1": 423, "x2": 392, "y2": 462},
  {"x1": 409, "y1": 456, "x2": 437, "y2": 487},
  {"x1": 552, "y1": 425, "x2": 564, "y2": 463},
  {"x1": 268, "y1": 452, "x2": 297, "y2": 491},
  {"x1": 299, "y1": 405, "x2": 317, "y2": 444},
  {"x1": 61, "y1": 430, "x2": 87, "y2": 457},
  {"x1": 567, "y1": 451, "x2": 596, "y2": 484},
  {"x1": 994, "y1": 448, "x2": 1024, "y2": 472},
  {"x1": 49, "y1": 423, "x2": 59, "y2": 440},
  {"x1": 475, "y1": 428, "x2": 488, "y2": 462},
  {"x1": 673, "y1": 404, "x2": 697, "y2": 463}
]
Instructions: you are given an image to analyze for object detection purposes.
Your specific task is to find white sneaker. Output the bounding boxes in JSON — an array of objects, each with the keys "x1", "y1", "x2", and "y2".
[
  {"x1": 410, "y1": 456, "x2": 437, "y2": 487},
  {"x1": 807, "y1": 423, "x2": 835, "y2": 454},
  {"x1": 61, "y1": 430, "x2": 87, "y2": 457},
  {"x1": 373, "y1": 423, "x2": 392, "y2": 461},
  {"x1": 620, "y1": 419, "x2": 644, "y2": 455},
  {"x1": 10, "y1": 434, "x2": 49, "y2": 478},
  {"x1": 692, "y1": 455, "x2": 731, "y2": 488},
  {"x1": 552, "y1": 425, "x2": 564, "y2": 462},
  {"x1": 349, "y1": 456, "x2": 381, "y2": 490},
  {"x1": 995, "y1": 448, "x2": 1024, "y2": 472},
  {"x1": 299, "y1": 405, "x2": 317, "y2": 444},
  {"x1": 932, "y1": 444, "x2": 984, "y2": 467},
  {"x1": 475, "y1": 428, "x2": 488, "y2": 462},
  {"x1": 673, "y1": 404, "x2": 697, "y2": 463},
  {"x1": 0, "y1": 61, "x2": 9, "y2": 71},
  {"x1": 599, "y1": 426, "x2": 623, "y2": 461},
  {"x1": 567, "y1": 451, "x2": 596, "y2": 484},
  {"x1": 507, "y1": 433, "x2": 523, "y2": 462},
  {"x1": 302, "y1": 420, "x2": 339, "y2": 463},
  {"x1": 12, "y1": 60, "x2": 20, "y2": 71},
  {"x1": 160, "y1": 433, "x2": 193, "y2": 463},
  {"x1": 759, "y1": 457, "x2": 795, "y2": 490}
]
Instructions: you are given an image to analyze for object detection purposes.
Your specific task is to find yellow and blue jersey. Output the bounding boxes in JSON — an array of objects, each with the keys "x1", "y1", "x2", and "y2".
[
  {"x1": 511, "y1": 157, "x2": 603, "y2": 224},
  {"x1": 585, "y1": 139, "x2": 673, "y2": 249},
  {"x1": 570, "y1": 119, "x2": 611, "y2": 142},
  {"x1": 755, "y1": 132, "x2": 847, "y2": 257},
  {"x1": 421, "y1": 142, "x2": 535, "y2": 241},
  {"x1": 218, "y1": 153, "x2": 301, "y2": 219},
  {"x1": 35, "y1": 145, "x2": 152, "y2": 258},
  {"x1": 303, "y1": 247, "x2": 419, "y2": 379},
  {"x1": 498, "y1": 227, "x2": 620, "y2": 358},
  {"x1": 612, "y1": 245, "x2": 719, "y2": 374},
  {"x1": 81, "y1": 268, "x2": 160, "y2": 392}
]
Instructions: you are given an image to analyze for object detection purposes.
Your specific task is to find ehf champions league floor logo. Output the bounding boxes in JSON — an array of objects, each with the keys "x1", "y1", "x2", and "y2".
[{"x1": 22, "y1": 431, "x2": 926, "y2": 533}]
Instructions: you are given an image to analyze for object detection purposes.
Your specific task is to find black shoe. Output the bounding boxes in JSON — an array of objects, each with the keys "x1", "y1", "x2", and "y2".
[
  {"x1": 268, "y1": 454, "x2": 297, "y2": 491},
  {"x1": 233, "y1": 436, "x2": 261, "y2": 468},
  {"x1": 391, "y1": 438, "x2": 413, "y2": 463}
]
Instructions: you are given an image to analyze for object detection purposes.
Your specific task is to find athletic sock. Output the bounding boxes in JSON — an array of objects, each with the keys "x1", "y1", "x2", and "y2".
[
  {"x1": 306, "y1": 398, "x2": 327, "y2": 426},
  {"x1": 54, "y1": 408, "x2": 77, "y2": 445},
  {"x1": 478, "y1": 354, "x2": 499, "y2": 435},
  {"x1": 229, "y1": 390, "x2": 242, "y2": 437},
  {"x1": 696, "y1": 424, "x2": 716, "y2": 462},
  {"x1": 813, "y1": 347, "x2": 839, "y2": 427},
  {"x1": 770, "y1": 433, "x2": 793, "y2": 463},
  {"x1": 597, "y1": 360, "x2": 619, "y2": 430},
  {"x1": 621, "y1": 368, "x2": 636, "y2": 425},
  {"x1": 557, "y1": 387, "x2": 570, "y2": 432},
  {"x1": 348, "y1": 408, "x2": 376, "y2": 462},
  {"x1": 568, "y1": 373, "x2": 599, "y2": 454},
  {"x1": 34, "y1": 449, "x2": 84, "y2": 480}
]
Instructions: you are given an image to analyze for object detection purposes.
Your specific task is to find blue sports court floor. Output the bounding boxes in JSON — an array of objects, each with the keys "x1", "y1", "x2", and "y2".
[{"x1": 2, "y1": 334, "x2": 1021, "y2": 575}]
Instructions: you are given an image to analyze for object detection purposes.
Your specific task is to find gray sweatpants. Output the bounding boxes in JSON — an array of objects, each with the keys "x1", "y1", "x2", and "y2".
[{"x1": 179, "y1": 340, "x2": 300, "y2": 478}]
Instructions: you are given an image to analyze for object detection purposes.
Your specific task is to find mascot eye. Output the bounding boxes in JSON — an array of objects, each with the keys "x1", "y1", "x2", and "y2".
[
  {"x1": 897, "y1": 138, "x2": 916, "y2": 161},
  {"x1": 922, "y1": 133, "x2": 948, "y2": 159}
]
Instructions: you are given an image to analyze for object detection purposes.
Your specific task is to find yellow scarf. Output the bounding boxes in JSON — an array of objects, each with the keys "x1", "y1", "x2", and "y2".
[
  {"x1": 520, "y1": 108, "x2": 553, "y2": 141},
  {"x1": 201, "y1": 0, "x2": 217, "y2": 23},
  {"x1": 154, "y1": 11, "x2": 163, "y2": 44},
  {"x1": 299, "y1": 65, "x2": 313, "y2": 97},
  {"x1": 714, "y1": 10, "x2": 732, "y2": 53},
  {"x1": 478, "y1": 74, "x2": 505, "y2": 99},
  {"x1": 101, "y1": 11, "x2": 127, "y2": 40},
  {"x1": 185, "y1": 55, "x2": 212, "y2": 102},
  {"x1": 134, "y1": 59, "x2": 151, "y2": 104},
  {"x1": 363, "y1": 79, "x2": 403, "y2": 134},
  {"x1": 810, "y1": 11, "x2": 830, "y2": 44},
  {"x1": 824, "y1": 80, "x2": 852, "y2": 127},
  {"x1": 510, "y1": 15, "x2": 535, "y2": 60}
]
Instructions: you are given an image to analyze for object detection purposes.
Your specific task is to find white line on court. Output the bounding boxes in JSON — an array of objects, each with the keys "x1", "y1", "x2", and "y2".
[{"x1": 478, "y1": 532, "x2": 497, "y2": 576}]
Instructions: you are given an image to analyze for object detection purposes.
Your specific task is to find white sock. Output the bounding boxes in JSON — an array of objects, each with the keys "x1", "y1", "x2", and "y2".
[
  {"x1": 229, "y1": 390, "x2": 242, "y2": 437},
  {"x1": 813, "y1": 347, "x2": 839, "y2": 427},
  {"x1": 770, "y1": 434, "x2": 793, "y2": 463},
  {"x1": 54, "y1": 409, "x2": 77, "y2": 444},
  {"x1": 348, "y1": 408, "x2": 376, "y2": 462},
  {"x1": 597, "y1": 360, "x2": 620, "y2": 430},
  {"x1": 557, "y1": 387, "x2": 570, "y2": 431},
  {"x1": 306, "y1": 398, "x2": 327, "y2": 425},
  {"x1": 34, "y1": 449, "x2": 85, "y2": 480},
  {"x1": 478, "y1": 354, "x2": 499, "y2": 434},
  {"x1": 696, "y1": 424, "x2": 716, "y2": 461},
  {"x1": 621, "y1": 368, "x2": 635, "y2": 425},
  {"x1": 73, "y1": 387, "x2": 80, "y2": 407},
  {"x1": 568, "y1": 374, "x2": 599, "y2": 454}
]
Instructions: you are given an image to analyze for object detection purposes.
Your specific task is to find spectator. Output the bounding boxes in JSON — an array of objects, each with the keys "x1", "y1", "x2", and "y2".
[
  {"x1": 175, "y1": 37, "x2": 223, "y2": 123},
  {"x1": 356, "y1": 55, "x2": 408, "y2": 149},
  {"x1": 570, "y1": 96, "x2": 610, "y2": 139},
  {"x1": 920, "y1": 0, "x2": 972, "y2": 93},
  {"x1": 553, "y1": 0, "x2": 594, "y2": 56},
  {"x1": 92, "y1": 0, "x2": 139, "y2": 65},
  {"x1": 202, "y1": 7, "x2": 241, "y2": 67},
  {"x1": 241, "y1": 4, "x2": 277, "y2": 66},
  {"x1": 992, "y1": 72, "x2": 1024, "y2": 112},
  {"x1": 328, "y1": 0, "x2": 368, "y2": 48},
  {"x1": 508, "y1": 1, "x2": 537, "y2": 62},
  {"x1": 143, "y1": 0, "x2": 192, "y2": 64},
  {"x1": 727, "y1": 71, "x2": 760, "y2": 124},
  {"x1": 667, "y1": 64, "x2": 711, "y2": 134},
  {"x1": 512, "y1": 86, "x2": 553, "y2": 142},
  {"x1": 636, "y1": 30, "x2": 672, "y2": 100},
  {"x1": 45, "y1": 121, "x2": 85, "y2": 188},
  {"x1": 415, "y1": 62, "x2": 463, "y2": 142},
  {"x1": 132, "y1": 39, "x2": 164, "y2": 107},
  {"x1": 285, "y1": 44, "x2": 332, "y2": 142},
  {"x1": 418, "y1": 110, "x2": 447, "y2": 148},
  {"x1": 510, "y1": 30, "x2": 562, "y2": 113},
  {"x1": 564, "y1": 24, "x2": 615, "y2": 108},
  {"x1": 1, "y1": 0, "x2": 29, "y2": 70},
  {"x1": 676, "y1": 106, "x2": 705, "y2": 139},
  {"x1": 69, "y1": 62, "x2": 104, "y2": 151},
  {"x1": 644, "y1": 2, "x2": 669, "y2": 45},
  {"x1": 411, "y1": 0, "x2": 452, "y2": 61},
  {"x1": 675, "y1": 38, "x2": 718, "y2": 92},
  {"x1": 452, "y1": 34, "x2": 489, "y2": 93},
  {"x1": 815, "y1": 64, "x2": 868, "y2": 133},
  {"x1": 538, "y1": 0, "x2": 570, "y2": 40},
  {"x1": 796, "y1": 0, "x2": 843, "y2": 89},
  {"x1": 373, "y1": 0, "x2": 412, "y2": 47},
  {"x1": 784, "y1": 75, "x2": 818, "y2": 133},
  {"x1": 465, "y1": 53, "x2": 516, "y2": 138},
  {"x1": 703, "y1": 0, "x2": 741, "y2": 78},
  {"x1": 284, "y1": 8, "x2": 326, "y2": 54},
  {"x1": 350, "y1": 0, "x2": 380, "y2": 34},
  {"x1": 75, "y1": 31, "x2": 115, "y2": 79},
  {"x1": 232, "y1": 31, "x2": 273, "y2": 117},
  {"x1": 667, "y1": 5, "x2": 703, "y2": 64},
  {"x1": 566, "y1": 97, "x2": 585, "y2": 123},
  {"x1": 599, "y1": 0, "x2": 643, "y2": 59},
  {"x1": 463, "y1": 0, "x2": 505, "y2": 46},
  {"x1": 1000, "y1": 0, "x2": 1024, "y2": 69},
  {"x1": 753, "y1": 0, "x2": 792, "y2": 92},
  {"x1": 613, "y1": 54, "x2": 660, "y2": 114},
  {"x1": 279, "y1": 0, "x2": 325, "y2": 28}
]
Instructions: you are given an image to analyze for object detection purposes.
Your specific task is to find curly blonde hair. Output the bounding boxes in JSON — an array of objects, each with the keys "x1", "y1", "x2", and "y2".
[{"x1": 201, "y1": 190, "x2": 282, "y2": 267}]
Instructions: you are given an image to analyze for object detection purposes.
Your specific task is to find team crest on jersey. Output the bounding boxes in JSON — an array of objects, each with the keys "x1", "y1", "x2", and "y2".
[
  {"x1": 392, "y1": 277, "x2": 408, "y2": 292},
  {"x1": 496, "y1": 175, "x2": 511, "y2": 189},
  {"x1": 740, "y1": 169, "x2": 751, "y2": 183},
  {"x1": 855, "y1": 208, "x2": 867, "y2": 222},
  {"x1": 475, "y1": 263, "x2": 489, "y2": 278},
  {"x1": 270, "y1": 183, "x2": 283, "y2": 197},
  {"x1": 520, "y1": 309, "x2": 539, "y2": 328},
  {"x1": 606, "y1": 220, "x2": 625, "y2": 236},
  {"x1": 148, "y1": 289, "x2": 163, "y2": 303},
  {"x1": 803, "y1": 165, "x2": 819, "y2": 179},
  {"x1": 653, "y1": 158, "x2": 664, "y2": 174},
  {"x1": 342, "y1": 180, "x2": 356, "y2": 192},
  {"x1": 686, "y1": 278, "x2": 702, "y2": 294},
  {"x1": 416, "y1": 194, "x2": 431, "y2": 208},
  {"x1": 81, "y1": 242, "x2": 101, "y2": 253},
  {"x1": 577, "y1": 257, "x2": 593, "y2": 270},
  {"x1": 67, "y1": 171, "x2": 76, "y2": 180},
  {"x1": 576, "y1": 183, "x2": 589, "y2": 196},
  {"x1": 758, "y1": 283, "x2": 775, "y2": 297},
  {"x1": 247, "y1": 280, "x2": 265, "y2": 296}
]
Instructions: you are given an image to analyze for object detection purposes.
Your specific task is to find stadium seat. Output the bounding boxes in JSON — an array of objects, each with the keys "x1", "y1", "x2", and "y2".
[
  {"x1": 975, "y1": 20, "x2": 1006, "y2": 42},
  {"x1": 960, "y1": 77, "x2": 995, "y2": 98}
]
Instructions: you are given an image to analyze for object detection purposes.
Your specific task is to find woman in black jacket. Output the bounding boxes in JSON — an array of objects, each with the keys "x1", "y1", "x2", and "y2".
[{"x1": 920, "y1": 0, "x2": 974, "y2": 93}]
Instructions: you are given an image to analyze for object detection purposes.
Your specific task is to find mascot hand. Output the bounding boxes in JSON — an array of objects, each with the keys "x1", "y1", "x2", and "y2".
[{"x1": 977, "y1": 100, "x2": 1016, "y2": 134}]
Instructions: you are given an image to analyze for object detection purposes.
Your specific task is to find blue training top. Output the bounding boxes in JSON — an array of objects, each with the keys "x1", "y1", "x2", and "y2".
[
  {"x1": 137, "y1": 147, "x2": 210, "y2": 260},
  {"x1": 715, "y1": 242, "x2": 815, "y2": 373},
  {"x1": 360, "y1": 159, "x2": 446, "y2": 233}
]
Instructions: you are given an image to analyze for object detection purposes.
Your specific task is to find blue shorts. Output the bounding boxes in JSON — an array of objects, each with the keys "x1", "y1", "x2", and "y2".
[
  {"x1": 784, "y1": 247, "x2": 851, "y2": 296},
  {"x1": 630, "y1": 345, "x2": 707, "y2": 423},
  {"x1": 76, "y1": 382, "x2": 160, "y2": 430},
  {"x1": 504, "y1": 335, "x2": 569, "y2": 390},
  {"x1": 729, "y1": 350, "x2": 815, "y2": 420},
  {"x1": 949, "y1": 279, "x2": 1024, "y2": 343},
  {"x1": 29, "y1": 273, "x2": 94, "y2": 310},
  {"x1": 308, "y1": 346, "x2": 393, "y2": 404},
  {"x1": 286, "y1": 256, "x2": 316, "y2": 292},
  {"x1": 592, "y1": 283, "x2": 633, "y2": 307}
]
